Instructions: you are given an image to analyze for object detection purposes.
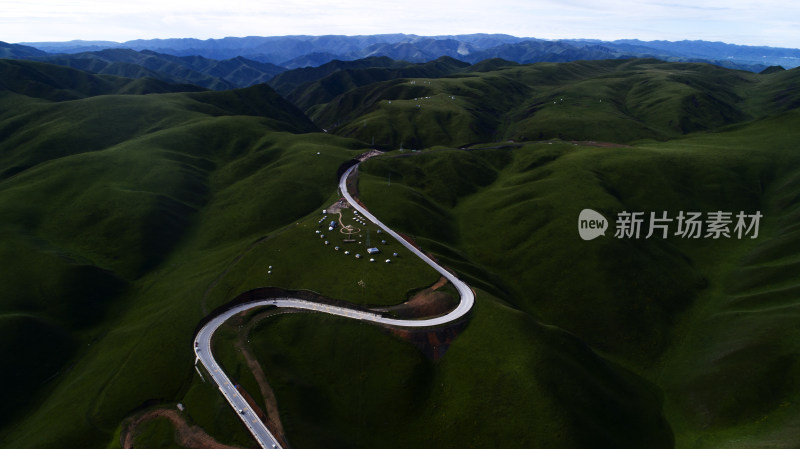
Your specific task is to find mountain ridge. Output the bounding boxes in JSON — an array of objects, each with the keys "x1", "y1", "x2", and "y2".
[
  {"x1": 17, "y1": 47, "x2": 286, "y2": 91},
  {"x1": 14, "y1": 34, "x2": 800, "y2": 71}
]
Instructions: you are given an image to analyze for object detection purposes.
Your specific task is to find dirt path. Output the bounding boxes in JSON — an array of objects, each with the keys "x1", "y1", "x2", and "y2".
[
  {"x1": 429, "y1": 276, "x2": 448, "y2": 291},
  {"x1": 234, "y1": 338, "x2": 286, "y2": 436},
  {"x1": 374, "y1": 276, "x2": 456, "y2": 319},
  {"x1": 356, "y1": 149, "x2": 383, "y2": 161},
  {"x1": 235, "y1": 309, "x2": 291, "y2": 442},
  {"x1": 122, "y1": 408, "x2": 244, "y2": 449},
  {"x1": 569, "y1": 140, "x2": 632, "y2": 148}
]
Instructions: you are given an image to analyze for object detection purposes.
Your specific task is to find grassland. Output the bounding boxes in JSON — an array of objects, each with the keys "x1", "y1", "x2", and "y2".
[
  {"x1": 199, "y1": 201, "x2": 442, "y2": 310},
  {"x1": 0, "y1": 61, "x2": 374, "y2": 448},
  {"x1": 306, "y1": 59, "x2": 800, "y2": 148},
  {"x1": 281, "y1": 56, "x2": 470, "y2": 113},
  {"x1": 129, "y1": 418, "x2": 184, "y2": 449},
  {"x1": 354, "y1": 109, "x2": 800, "y2": 448},
  {"x1": 215, "y1": 290, "x2": 672, "y2": 449},
  {"x1": 3, "y1": 56, "x2": 800, "y2": 449}
]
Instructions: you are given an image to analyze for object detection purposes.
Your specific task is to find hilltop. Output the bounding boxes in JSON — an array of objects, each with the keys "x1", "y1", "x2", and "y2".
[{"x1": 305, "y1": 58, "x2": 800, "y2": 147}]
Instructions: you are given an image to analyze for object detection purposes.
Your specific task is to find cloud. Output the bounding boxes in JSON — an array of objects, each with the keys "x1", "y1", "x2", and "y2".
[{"x1": 2, "y1": 0, "x2": 798, "y2": 48}]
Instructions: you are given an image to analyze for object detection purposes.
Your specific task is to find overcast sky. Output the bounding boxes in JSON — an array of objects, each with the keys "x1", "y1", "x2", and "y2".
[{"x1": 3, "y1": 0, "x2": 798, "y2": 48}]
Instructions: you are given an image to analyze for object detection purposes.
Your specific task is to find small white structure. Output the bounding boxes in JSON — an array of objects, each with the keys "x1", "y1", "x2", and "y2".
[
  {"x1": 367, "y1": 247, "x2": 380, "y2": 254},
  {"x1": 385, "y1": 259, "x2": 391, "y2": 263},
  {"x1": 324, "y1": 241, "x2": 329, "y2": 245},
  {"x1": 320, "y1": 234, "x2": 325, "y2": 238},
  {"x1": 345, "y1": 251, "x2": 350, "y2": 255},
  {"x1": 315, "y1": 230, "x2": 320, "y2": 234},
  {"x1": 355, "y1": 254, "x2": 361, "y2": 259},
  {"x1": 393, "y1": 252, "x2": 399, "y2": 257},
  {"x1": 369, "y1": 258, "x2": 375, "y2": 262},
  {"x1": 334, "y1": 246, "x2": 340, "y2": 251}
]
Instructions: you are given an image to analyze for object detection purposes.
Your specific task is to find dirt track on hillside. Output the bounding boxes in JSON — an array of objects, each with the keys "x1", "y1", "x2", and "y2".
[{"x1": 235, "y1": 311, "x2": 288, "y2": 438}]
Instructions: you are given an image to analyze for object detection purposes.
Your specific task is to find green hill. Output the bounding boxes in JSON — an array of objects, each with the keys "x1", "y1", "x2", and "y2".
[
  {"x1": 282, "y1": 56, "x2": 471, "y2": 112},
  {"x1": 463, "y1": 57, "x2": 519, "y2": 72},
  {"x1": 0, "y1": 61, "x2": 341, "y2": 447},
  {"x1": 0, "y1": 62, "x2": 316, "y2": 181},
  {"x1": 0, "y1": 41, "x2": 50, "y2": 59},
  {"x1": 222, "y1": 298, "x2": 673, "y2": 449},
  {"x1": 313, "y1": 58, "x2": 800, "y2": 148},
  {"x1": 36, "y1": 49, "x2": 235, "y2": 90},
  {"x1": 3, "y1": 56, "x2": 800, "y2": 449},
  {"x1": 12, "y1": 48, "x2": 288, "y2": 90},
  {"x1": 268, "y1": 56, "x2": 409, "y2": 95},
  {"x1": 0, "y1": 58, "x2": 204, "y2": 101},
  {"x1": 355, "y1": 109, "x2": 800, "y2": 448}
]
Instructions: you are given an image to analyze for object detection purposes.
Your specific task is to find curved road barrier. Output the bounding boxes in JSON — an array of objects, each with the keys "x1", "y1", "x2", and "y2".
[{"x1": 194, "y1": 161, "x2": 475, "y2": 449}]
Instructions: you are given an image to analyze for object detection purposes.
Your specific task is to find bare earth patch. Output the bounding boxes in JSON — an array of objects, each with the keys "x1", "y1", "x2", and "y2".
[
  {"x1": 377, "y1": 276, "x2": 455, "y2": 319},
  {"x1": 356, "y1": 150, "x2": 384, "y2": 161},
  {"x1": 371, "y1": 276, "x2": 469, "y2": 361}
]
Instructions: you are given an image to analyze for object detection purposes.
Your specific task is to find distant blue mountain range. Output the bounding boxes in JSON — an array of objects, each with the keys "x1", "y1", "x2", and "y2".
[{"x1": 16, "y1": 34, "x2": 800, "y2": 71}]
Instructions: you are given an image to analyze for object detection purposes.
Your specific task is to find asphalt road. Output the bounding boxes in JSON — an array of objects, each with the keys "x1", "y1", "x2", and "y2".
[
  {"x1": 193, "y1": 160, "x2": 475, "y2": 449},
  {"x1": 337, "y1": 164, "x2": 475, "y2": 327}
]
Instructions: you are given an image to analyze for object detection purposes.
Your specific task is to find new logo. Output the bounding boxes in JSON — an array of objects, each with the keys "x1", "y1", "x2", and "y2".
[{"x1": 578, "y1": 209, "x2": 608, "y2": 240}]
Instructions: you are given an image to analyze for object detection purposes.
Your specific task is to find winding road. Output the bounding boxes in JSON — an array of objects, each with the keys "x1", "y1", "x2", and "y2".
[{"x1": 193, "y1": 161, "x2": 475, "y2": 449}]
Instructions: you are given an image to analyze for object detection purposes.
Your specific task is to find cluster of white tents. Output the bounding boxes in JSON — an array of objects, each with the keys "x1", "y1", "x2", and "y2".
[{"x1": 317, "y1": 211, "x2": 397, "y2": 263}]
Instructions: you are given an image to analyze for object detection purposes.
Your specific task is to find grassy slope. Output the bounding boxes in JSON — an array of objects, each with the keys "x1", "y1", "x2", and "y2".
[
  {"x1": 0, "y1": 62, "x2": 365, "y2": 447},
  {"x1": 4, "y1": 57, "x2": 799, "y2": 449},
  {"x1": 356, "y1": 109, "x2": 800, "y2": 448},
  {"x1": 200, "y1": 202, "x2": 443, "y2": 308},
  {"x1": 284, "y1": 56, "x2": 471, "y2": 113},
  {"x1": 646, "y1": 113, "x2": 800, "y2": 448},
  {"x1": 268, "y1": 56, "x2": 404, "y2": 95},
  {"x1": 37, "y1": 53, "x2": 233, "y2": 91},
  {"x1": 30, "y1": 49, "x2": 287, "y2": 91},
  {"x1": 130, "y1": 418, "x2": 184, "y2": 449},
  {"x1": 0, "y1": 128, "x2": 381, "y2": 447},
  {"x1": 219, "y1": 292, "x2": 672, "y2": 449},
  {"x1": 0, "y1": 59, "x2": 206, "y2": 102},
  {"x1": 313, "y1": 59, "x2": 800, "y2": 148}
]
